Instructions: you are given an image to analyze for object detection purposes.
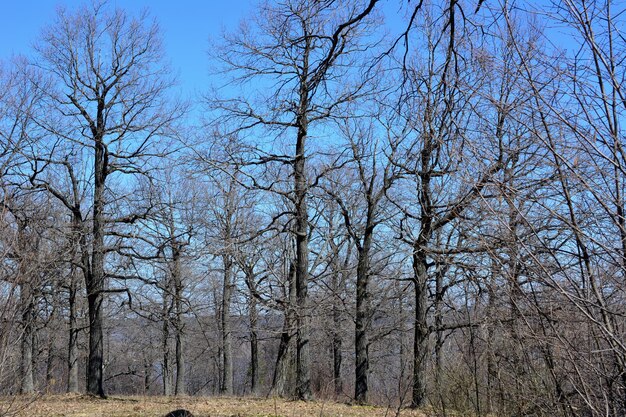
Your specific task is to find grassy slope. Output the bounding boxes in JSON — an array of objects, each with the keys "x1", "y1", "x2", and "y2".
[{"x1": 1, "y1": 394, "x2": 427, "y2": 417}]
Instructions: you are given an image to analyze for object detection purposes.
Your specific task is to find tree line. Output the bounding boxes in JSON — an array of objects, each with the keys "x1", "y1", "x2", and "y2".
[{"x1": 1, "y1": 0, "x2": 626, "y2": 416}]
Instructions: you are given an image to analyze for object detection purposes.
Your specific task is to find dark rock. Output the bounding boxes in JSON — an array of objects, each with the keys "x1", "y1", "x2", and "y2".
[{"x1": 164, "y1": 409, "x2": 194, "y2": 417}]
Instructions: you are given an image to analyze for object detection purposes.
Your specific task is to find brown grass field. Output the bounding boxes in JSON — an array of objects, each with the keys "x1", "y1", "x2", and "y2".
[{"x1": 0, "y1": 394, "x2": 429, "y2": 417}]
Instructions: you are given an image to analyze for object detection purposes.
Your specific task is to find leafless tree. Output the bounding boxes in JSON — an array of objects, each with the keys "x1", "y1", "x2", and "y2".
[
  {"x1": 29, "y1": 1, "x2": 184, "y2": 397},
  {"x1": 6, "y1": 0, "x2": 626, "y2": 413},
  {"x1": 499, "y1": 1, "x2": 626, "y2": 414},
  {"x1": 211, "y1": 0, "x2": 380, "y2": 400},
  {"x1": 0, "y1": 63, "x2": 50, "y2": 395},
  {"x1": 318, "y1": 110, "x2": 397, "y2": 403},
  {"x1": 383, "y1": 3, "x2": 537, "y2": 406},
  {"x1": 310, "y1": 195, "x2": 353, "y2": 399}
]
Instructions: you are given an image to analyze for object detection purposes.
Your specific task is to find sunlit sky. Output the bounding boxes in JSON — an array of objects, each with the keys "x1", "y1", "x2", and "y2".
[
  {"x1": 0, "y1": 1, "x2": 256, "y2": 96},
  {"x1": 0, "y1": 0, "x2": 575, "y2": 99}
]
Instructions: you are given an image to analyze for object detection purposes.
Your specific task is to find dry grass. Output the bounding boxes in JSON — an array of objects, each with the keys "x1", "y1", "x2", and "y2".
[{"x1": 1, "y1": 394, "x2": 428, "y2": 417}]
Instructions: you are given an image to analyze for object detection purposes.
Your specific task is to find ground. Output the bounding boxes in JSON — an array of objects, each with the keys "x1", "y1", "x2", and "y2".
[{"x1": 0, "y1": 394, "x2": 428, "y2": 417}]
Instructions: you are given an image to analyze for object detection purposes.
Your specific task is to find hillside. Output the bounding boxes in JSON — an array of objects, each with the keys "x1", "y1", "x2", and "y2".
[{"x1": 2, "y1": 395, "x2": 427, "y2": 417}]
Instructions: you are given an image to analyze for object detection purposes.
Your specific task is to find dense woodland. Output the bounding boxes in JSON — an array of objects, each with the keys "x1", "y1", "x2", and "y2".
[{"x1": 1, "y1": 0, "x2": 626, "y2": 415}]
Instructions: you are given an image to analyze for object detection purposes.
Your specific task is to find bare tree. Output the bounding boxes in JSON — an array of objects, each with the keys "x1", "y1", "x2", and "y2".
[
  {"x1": 312, "y1": 196, "x2": 352, "y2": 399},
  {"x1": 0, "y1": 64, "x2": 51, "y2": 395},
  {"x1": 501, "y1": 1, "x2": 626, "y2": 414},
  {"x1": 384, "y1": 4, "x2": 530, "y2": 406},
  {"x1": 7, "y1": 0, "x2": 626, "y2": 412},
  {"x1": 205, "y1": 163, "x2": 240, "y2": 396},
  {"x1": 319, "y1": 111, "x2": 397, "y2": 403},
  {"x1": 211, "y1": 0, "x2": 379, "y2": 399},
  {"x1": 30, "y1": 2, "x2": 183, "y2": 397}
]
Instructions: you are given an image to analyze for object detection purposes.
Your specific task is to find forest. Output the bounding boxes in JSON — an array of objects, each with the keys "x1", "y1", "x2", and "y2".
[{"x1": 1, "y1": 0, "x2": 625, "y2": 416}]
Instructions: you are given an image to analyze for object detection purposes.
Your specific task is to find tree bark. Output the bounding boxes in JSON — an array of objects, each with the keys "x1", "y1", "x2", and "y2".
[
  {"x1": 174, "y1": 324, "x2": 184, "y2": 396},
  {"x1": 143, "y1": 356, "x2": 152, "y2": 394},
  {"x1": 331, "y1": 269, "x2": 343, "y2": 397},
  {"x1": 68, "y1": 191, "x2": 88, "y2": 394},
  {"x1": 172, "y1": 243, "x2": 185, "y2": 396},
  {"x1": 412, "y1": 247, "x2": 429, "y2": 408},
  {"x1": 221, "y1": 254, "x2": 234, "y2": 395},
  {"x1": 354, "y1": 233, "x2": 373, "y2": 404},
  {"x1": 272, "y1": 313, "x2": 295, "y2": 397},
  {"x1": 249, "y1": 292, "x2": 259, "y2": 394},
  {"x1": 434, "y1": 264, "x2": 446, "y2": 411},
  {"x1": 294, "y1": 41, "x2": 312, "y2": 400},
  {"x1": 46, "y1": 294, "x2": 60, "y2": 392},
  {"x1": 86, "y1": 135, "x2": 106, "y2": 398},
  {"x1": 16, "y1": 220, "x2": 35, "y2": 395},
  {"x1": 19, "y1": 279, "x2": 35, "y2": 394},
  {"x1": 272, "y1": 261, "x2": 297, "y2": 397},
  {"x1": 162, "y1": 292, "x2": 173, "y2": 396},
  {"x1": 67, "y1": 265, "x2": 79, "y2": 393}
]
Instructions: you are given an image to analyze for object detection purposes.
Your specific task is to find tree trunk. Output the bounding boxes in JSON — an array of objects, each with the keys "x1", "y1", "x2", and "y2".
[
  {"x1": 410, "y1": 117, "x2": 435, "y2": 408},
  {"x1": 86, "y1": 229, "x2": 104, "y2": 399},
  {"x1": 46, "y1": 335, "x2": 55, "y2": 392},
  {"x1": 293, "y1": 36, "x2": 312, "y2": 400},
  {"x1": 355, "y1": 233, "x2": 372, "y2": 404},
  {"x1": 485, "y1": 272, "x2": 497, "y2": 415},
  {"x1": 331, "y1": 273, "x2": 343, "y2": 398},
  {"x1": 249, "y1": 292, "x2": 259, "y2": 394},
  {"x1": 411, "y1": 248, "x2": 429, "y2": 408},
  {"x1": 86, "y1": 137, "x2": 106, "y2": 398},
  {"x1": 143, "y1": 356, "x2": 152, "y2": 394},
  {"x1": 162, "y1": 293, "x2": 173, "y2": 396},
  {"x1": 46, "y1": 296, "x2": 59, "y2": 392},
  {"x1": 70, "y1": 212, "x2": 89, "y2": 394},
  {"x1": 272, "y1": 261, "x2": 296, "y2": 397},
  {"x1": 221, "y1": 253, "x2": 234, "y2": 395},
  {"x1": 272, "y1": 314, "x2": 295, "y2": 397},
  {"x1": 434, "y1": 265, "x2": 446, "y2": 412},
  {"x1": 174, "y1": 330, "x2": 184, "y2": 396},
  {"x1": 172, "y1": 243, "x2": 185, "y2": 396},
  {"x1": 67, "y1": 266, "x2": 79, "y2": 393},
  {"x1": 16, "y1": 221, "x2": 35, "y2": 395},
  {"x1": 19, "y1": 279, "x2": 35, "y2": 394}
]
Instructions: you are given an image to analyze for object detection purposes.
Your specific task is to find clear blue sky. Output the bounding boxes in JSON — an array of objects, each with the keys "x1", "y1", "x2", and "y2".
[
  {"x1": 0, "y1": 1, "x2": 573, "y2": 98},
  {"x1": 0, "y1": 0, "x2": 253, "y2": 96}
]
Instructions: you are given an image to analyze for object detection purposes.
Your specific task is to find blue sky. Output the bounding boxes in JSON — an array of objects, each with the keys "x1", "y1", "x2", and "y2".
[
  {"x1": 0, "y1": 1, "x2": 575, "y2": 100},
  {"x1": 0, "y1": 1, "x2": 254, "y2": 96}
]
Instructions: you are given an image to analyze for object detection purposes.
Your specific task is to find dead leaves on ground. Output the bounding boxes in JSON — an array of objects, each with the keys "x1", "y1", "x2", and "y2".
[{"x1": 2, "y1": 394, "x2": 427, "y2": 417}]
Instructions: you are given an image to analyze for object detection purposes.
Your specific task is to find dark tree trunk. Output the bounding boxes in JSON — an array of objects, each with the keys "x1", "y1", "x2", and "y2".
[
  {"x1": 85, "y1": 269, "x2": 104, "y2": 397},
  {"x1": 294, "y1": 121, "x2": 311, "y2": 400},
  {"x1": 19, "y1": 280, "x2": 35, "y2": 394},
  {"x1": 272, "y1": 311, "x2": 295, "y2": 397},
  {"x1": 174, "y1": 327, "x2": 184, "y2": 396},
  {"x1": 172, "y1": 243, "x2": 185, "y2": 396},
  {"x1": 17, "y1": 221, "x2": 35, "y2": 394},
  {"x1": 72, "y1": 210, "x2": 92, "y2": 395},
  {"x1": 249, "y1": 293, "x2": 259, "y2": 394},
  {"x1": 293, "y1": 35, "x2": 312, "y2": 401},
  {"x1": 86, "y1": 131, "x2": 106, "y2": 398},
  {"x1": 331, "y1": 272, "x2": 343, "y2": 397},
  {"x1": 162, "y1": 291, "x2": 173, "y2": 396},
  {"x1": 355, "y1": 231, "x2": 373, "y2": 404},
  {"x1": 143, "y1": 356, "x2": 152, "y2": 394},
  {"x1": 411, "y1": 247, "x2": 429, "y2": 408},
  {"x1": 221, "y1": 254, "x2": 234, "y2": 395},
  {"x1": 410, "y1": 113, "x2": 435, "y2": 408},
  {"x1": 272, "y1": 261, "x2": 297, "y2": 397},
  {"x1": 46, "y1": 295, "x2": 59, "y2": 392},
  {"x1": 67, "y1": 265, "x2": 79, "y2": 393},
  {"x1": 485, "y1": 278, "x2": 496, "y2": 414},
  {"x1": 434, "y1": 264, "x2": 446, "y2": 411},
  {"x1": 46, "y1": 334, "x2": 55, "y2": 392}
]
